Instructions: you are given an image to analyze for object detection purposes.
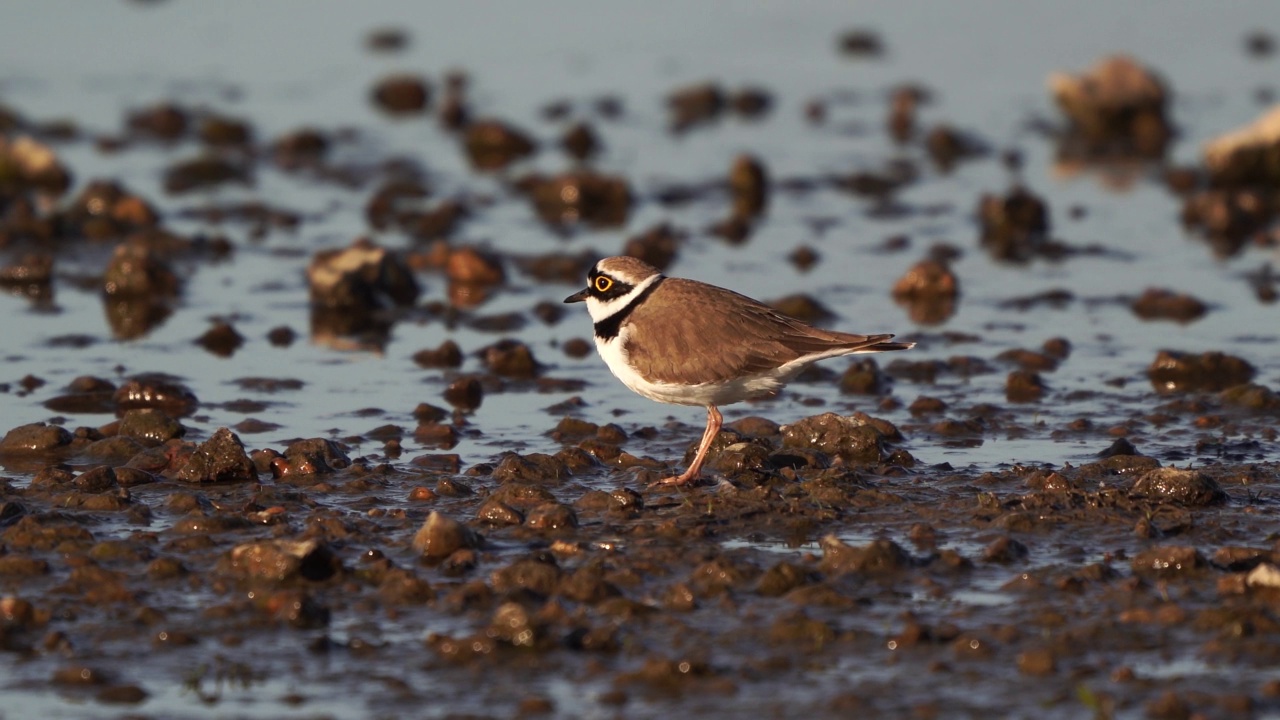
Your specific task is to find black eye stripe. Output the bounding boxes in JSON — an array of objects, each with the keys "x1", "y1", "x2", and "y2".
[{"x1": 587, "y1": 273, "x2": 634, "y2": 300}]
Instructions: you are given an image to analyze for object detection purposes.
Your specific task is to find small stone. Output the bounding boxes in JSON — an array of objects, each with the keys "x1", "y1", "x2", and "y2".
[
  {"x1": 443, "y1": 376, "x2": 483, "y2": 410},
  {"x1": 371, "y1": 74, "x2": 431, "y2": 114},
  {"x1": 463, "y1": 119, "x2": 536, "y2": 170},
  {"x1": 1131, "y1": 288, "x2": 1207, "y2": 323},
  {"x1": 412, "y1": 512, "x2": 482, "y2": 560},
  {"x1": 196, "y1": 321, "x2": 245, "y2": 357},
  {"x1": 413, "y1": 340, "x2": 464, "y2": 369},
  {"x1": 1006, "y1": 370, "x2": 1046, "y2": 402},
  {"x1": 478, "y1": 339, "x2": 541, "y2": 378}
]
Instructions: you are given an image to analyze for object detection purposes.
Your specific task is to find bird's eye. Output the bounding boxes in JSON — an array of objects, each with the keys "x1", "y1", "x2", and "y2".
[{"x1": 594, "y1": 276, "x2": 613, "y2": 292}]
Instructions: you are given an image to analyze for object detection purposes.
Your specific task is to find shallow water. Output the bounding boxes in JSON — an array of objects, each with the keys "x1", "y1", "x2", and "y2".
[{"x1": 3, "y1": 1, "x2": 1280, "y2": 718}]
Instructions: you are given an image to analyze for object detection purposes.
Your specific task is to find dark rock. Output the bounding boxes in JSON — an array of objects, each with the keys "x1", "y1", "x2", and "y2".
[
  {"x1": 524, "y1": 502, "x2": 578, "y2": 531},
  {"x1": 729, "y1": 154, "x2": 768, "y2": 217},
  {"x1": 413, "y1": 340, "x2": 464, "y2": 369},
  {"x1": 819, "y1": 535, "x2": 914, "y2": 575},
  {"x1": 478, "y1": 339, "x2": 542, "y2": 378},
  {"x1": 924, "y1": 124, "x2": 987, "y2": 171},
  {"x1": 463, "y1": 119, "x2": 535, "y2": 170},
  {"x1": 1219, "y1": 383, "x2": 1280, "y2": 411},
  {"x1": 222, "y1": 539, "x2": 340, "y2": 583},
  {"x1": 491, "y1": 557, "x2": 561, "y2": 597},
  {"x1": 837, "y1": 29, "x2": 884, "y2": 57},
  {"x1": 892, "y1": 258, "x2": 959, "y2": 324},
  {"x1": 1148, "y1": 350, "x2": 1255, "y2": 393},
  {"x1": 118, "y1": 409, "x2": 185, "y2": 444},
  {"x1": 1006, "y1": 370, "x2": 1046, "y2": 402},
  {"x1": 307, "y1": 238, "x2": 420, "y2": 311},
  {"x1": 476, "y1": 498, "x2": 523, "y2": 526},
  {"x1": 174, "y1": 427, "x2": 257, "y2": 484},
  {"x1": 196, "y1": 321, "x2": 245, "y2": 357},
  {"x1": 781, "y1": 413, "x2": 885, "y2": 463},
  {"x1": 271, "y1": 127, "x2": 329, "y2": 169},
  {"x1": 666, "y1": 81, "x2": 724, "y2": 132},
  {"x1": 102, "y1": 238, "x2": 181, "y2": 299},
  {"x1": 978, "y1": 186, "x2": 1050, "y2": 262},
  {"x1": 492, "y1": 452, "x2": 570, "y2": 484},
  {"x1": 1098, "y1": 437, "x2": 1139, "y2": 458},
  {"x1": 982, "y1": 537, "x2": 1029, "y2": 563},
  {"x1": 1049, "y1": 55, "x2": 1172, "y2": 158},
  {"x1": 73, "y1": 466, "x2": 119, "y2": 494},
  {"x1": 443, "y1": 376, "x2": 483, "y2": 410},
  {"x1": 371, "y1": 74, "x2": 431, "y2": 115},
  {"x1": 525, "y1": 170, "x2": 631, "y2": 227},
  {"x1": 0, "y1": 422, "x2": 72, "y2": 454},
  {"x1": 412, "y1": 512, "x2": 482, "y2": 560},
  {"x1": 276, "y1": 438, "x2": 351, "y2": 477},
  {"x1": 267, "y1": 325, "x2": 296, "y2": 347},
  {"x1": 1131, "y1": 288, "x2": 1207, "y2": 323},
  {"x1": 1131, "y1": 546, "x2": 1205, "y2": 576},
  {"x1": 1130, "y1": 467, "x2": 1226, "y2": 506},
  {"x1": 839, "y1": 359, "x2": 889, "y2": 395},
  {"x1": 561, "y1": 121, "x2": 600, "y2": 160},
  {"x1": 163, "y1": 154, "x2": 251, "y2": 194},
  {"x1": 126, "y1": 103, "x2": 189, "y2": 141},
  {"x1": 445, "y1": 246, "x2": 505, "y2": 285},
  {"x1": 114, "y1": 373, "x2": 198, "y2": 416},
  {"x1": 623, "y1": 222, "x2": 684, "y2": 271}
]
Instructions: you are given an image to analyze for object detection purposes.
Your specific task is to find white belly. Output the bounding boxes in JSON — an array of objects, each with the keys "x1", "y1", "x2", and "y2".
[{"x1": 594, "y1": 332, "x2": 795, "y2": 407}]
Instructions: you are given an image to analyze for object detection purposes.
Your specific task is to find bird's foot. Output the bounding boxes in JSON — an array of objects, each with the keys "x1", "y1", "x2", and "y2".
[{"x1": 654, "y1": 469, "x2": 700, "y2": 487}]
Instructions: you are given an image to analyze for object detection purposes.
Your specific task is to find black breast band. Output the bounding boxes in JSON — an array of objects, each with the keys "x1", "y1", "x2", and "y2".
[{"x1": 593, "y1": 278, "x2": 664, "y2": 340}]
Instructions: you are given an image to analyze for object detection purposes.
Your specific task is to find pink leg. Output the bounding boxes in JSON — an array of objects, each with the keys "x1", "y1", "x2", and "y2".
[{"x1": 661, "y1": 405, "x2": 722, "y2": 486}]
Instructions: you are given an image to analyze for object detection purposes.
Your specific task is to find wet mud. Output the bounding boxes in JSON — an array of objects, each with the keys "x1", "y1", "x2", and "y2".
[{"x1": 2, "y1": 3, "x2": 1280, "y2": 718}]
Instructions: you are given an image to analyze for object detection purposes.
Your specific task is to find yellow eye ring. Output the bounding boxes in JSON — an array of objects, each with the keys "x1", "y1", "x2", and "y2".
[{"x1": 594, "y1": 276, "x2": 613, "y2": 292}]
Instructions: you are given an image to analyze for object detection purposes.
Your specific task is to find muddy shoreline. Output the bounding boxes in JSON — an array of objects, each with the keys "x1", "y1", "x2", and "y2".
[{"x1": 4, "y1": 2, "x2": 1280, "y2": 718}]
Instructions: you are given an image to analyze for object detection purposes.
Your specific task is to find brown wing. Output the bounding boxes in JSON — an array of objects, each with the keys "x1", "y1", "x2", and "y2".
[{"x1": 622, "y1": 278, "x2": 895, "y2": 384}]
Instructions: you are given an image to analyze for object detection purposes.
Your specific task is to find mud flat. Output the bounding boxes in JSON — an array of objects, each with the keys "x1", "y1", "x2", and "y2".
[{"x1": 2, "y1": 2, "x2": 1280, "y2": 718}]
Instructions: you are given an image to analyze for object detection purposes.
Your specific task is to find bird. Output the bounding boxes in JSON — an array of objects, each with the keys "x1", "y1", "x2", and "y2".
[{"x1": 564, "y1": 256, "x2": 914, "y2": 485}]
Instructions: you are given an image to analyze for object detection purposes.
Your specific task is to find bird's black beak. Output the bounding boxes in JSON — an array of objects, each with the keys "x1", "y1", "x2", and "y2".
[{"x1": 564, "y1": 288, "x2": 589, "y2": 303}]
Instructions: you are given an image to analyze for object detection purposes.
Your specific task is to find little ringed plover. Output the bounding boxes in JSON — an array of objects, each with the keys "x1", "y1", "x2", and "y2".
[{"x1": 565, "y1": 256, "x2": 914, "y2": 485}]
